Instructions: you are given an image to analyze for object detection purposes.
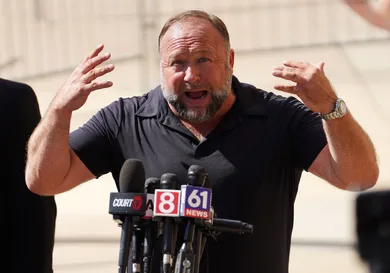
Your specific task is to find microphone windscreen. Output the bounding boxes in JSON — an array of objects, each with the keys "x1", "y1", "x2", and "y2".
[
  {"x1": 119, "y1": 159, "x2": 146, "y2": 193},
  {"x1": 160, "y1": 173, "x2": 179, "y2": 189},
  {"x1": 144, "y1": 177, "x2": 160, "y2": 193},
  {"x1": 187, "y1": 165, "x2": 207, "y2": 187}
]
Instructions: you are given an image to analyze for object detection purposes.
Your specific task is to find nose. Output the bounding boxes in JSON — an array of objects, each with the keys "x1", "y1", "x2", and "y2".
[{"x1": 183, "y1": 65, "x2": 200, "y2": 84}]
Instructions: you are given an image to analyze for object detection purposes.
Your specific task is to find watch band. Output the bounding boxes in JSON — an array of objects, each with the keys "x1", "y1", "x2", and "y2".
[
  {"x1": 321, "y1": 110, "x2": 343, "y2": 121},
  {"x1": 320, "y1": 98, "x2": 347, "y2": 121}
]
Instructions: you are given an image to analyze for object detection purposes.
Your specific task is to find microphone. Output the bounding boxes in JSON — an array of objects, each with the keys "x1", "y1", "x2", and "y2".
[
  {"x1": 142, "y1": 177, "x2": 160, "y2": 273},
  {"x1": 205, "y1": 218, "x2": 254, "y2": 234},
  {"x1": 175, "y1": 165, "x2": 212, "y2": 273},
  {"x1": 108, "y1": 159, "x2": 147, "y2": 273},
  {"x1": 193, "y1": 172, "x2": 211, "y2": 273},
  {"x1": 154, "y1": 173, "x2": 181, "y2": 273},
  {"x1": 196, "y1": 207, "x2": 253, "y2": 235},
  {"x1": 131, "y1": 225, "x2": 143, "y2": 273}
]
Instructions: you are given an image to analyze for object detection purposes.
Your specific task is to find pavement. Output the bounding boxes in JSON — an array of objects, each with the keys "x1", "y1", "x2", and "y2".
[{"x1": 2, "y1": 1, "x2": 390, "y2": 272}]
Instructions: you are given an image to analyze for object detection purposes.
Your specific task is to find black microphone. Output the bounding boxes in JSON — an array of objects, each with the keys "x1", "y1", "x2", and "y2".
[
  {"x1": 193, "y1": 172, "x2": 211, "y2": 273},
  {"x1": 108, "y1": 159, "x2": 147, "y2": 273},
  {"x1": 142, "y1": 177, "x2": 160, "y2": 273},
  {"x1": 160, "y1": 173, "x2": 180, "y2": 273},
  {"x1": 206, "y1": 218, "x2": 254, "y2": 234},
  {"x1": 175, "y1": 165, "x2": 209, "y2": 273},
  {"x1": 131, "y1": 225, "x2": 143, "y2": 273}
]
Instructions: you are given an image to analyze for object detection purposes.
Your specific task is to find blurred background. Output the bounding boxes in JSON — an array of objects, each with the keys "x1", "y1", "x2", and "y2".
[{"x1": 1, "y1": 0, "x2": 390, "y2": 272}]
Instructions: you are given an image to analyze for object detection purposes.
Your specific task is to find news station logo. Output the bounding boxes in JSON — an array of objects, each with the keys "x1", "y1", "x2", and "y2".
[
  {"x1": 180, "y1": 185, "x2": 212, "y2": 219},
  {"x1": 112, "y1": 195, "x2": 143, "y2": 210},
  {"x1": 143, "y1": 193, "x2": 155, "y2": 219},
  {"x1": 108, "y1": 193, "x2": 146, "y2": 216},
  {"x1": 153, "y1": 189, "x2": 181, "y2": 217}
]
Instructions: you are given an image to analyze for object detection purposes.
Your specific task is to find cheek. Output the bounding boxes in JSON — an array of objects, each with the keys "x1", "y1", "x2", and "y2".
[
  {"x1": 201, "y1": 64, "x2": 226, "y2": 87},
  {"x1": 163, "y1": 71, "x2": 185, "y2": 90}
]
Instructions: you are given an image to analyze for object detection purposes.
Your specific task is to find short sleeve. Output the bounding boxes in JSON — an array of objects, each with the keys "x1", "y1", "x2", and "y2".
[
  {"x1": 19, "y1": 84, "x2": 41, "y2": 139},
  {"x1": 286, "y1": 97, "x2": 328, "y2": 171},
  {"x1": 69, "y1": 99, "x2": 123, "y2": 178}
]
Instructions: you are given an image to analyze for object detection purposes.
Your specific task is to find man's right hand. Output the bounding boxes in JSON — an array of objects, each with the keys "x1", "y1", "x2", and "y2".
[
  {"x1": 51, "y1": 44, "x2": 115, "y2": 113},
  {"x1": 25, "y1": 44, "x2": 115, "y2": 195}
]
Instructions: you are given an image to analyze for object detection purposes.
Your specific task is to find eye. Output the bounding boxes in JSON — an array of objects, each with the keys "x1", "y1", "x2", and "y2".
[
  {"x1": 171, "y1": 60, "x2": 185, "y2": 66},
  {"x1": 198, "y1": 57, "x2": 210, "y2": 63}
]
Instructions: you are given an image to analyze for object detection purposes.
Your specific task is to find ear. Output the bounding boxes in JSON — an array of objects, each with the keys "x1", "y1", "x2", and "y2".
[{"x1": 229, "y1": 49, "x2": 235, "y2": 69}]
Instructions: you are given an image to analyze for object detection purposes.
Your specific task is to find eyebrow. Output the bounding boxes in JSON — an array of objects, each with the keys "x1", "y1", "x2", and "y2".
[{"x1": 168, "y1": 49, "x2": 213, "y2": 60}]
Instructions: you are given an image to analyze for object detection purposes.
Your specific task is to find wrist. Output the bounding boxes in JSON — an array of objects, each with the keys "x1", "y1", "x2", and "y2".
[
  {"x1": 320, "y1": 98, "x2": 348, "y2": 121},
  {"x1": 47, "y1": 102, "x2": 73, "y2": 118},
  {"x1": 318, "y1": 101, "x2": 337, "y2": 115},
  {"x1": 45, "y1": 104, "x2": 73, "y2": 130}
]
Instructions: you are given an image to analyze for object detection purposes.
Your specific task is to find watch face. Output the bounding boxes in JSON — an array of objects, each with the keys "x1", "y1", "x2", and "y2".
[{"x1": 339, "y1": 100, "x2": 347, "y2": 113}]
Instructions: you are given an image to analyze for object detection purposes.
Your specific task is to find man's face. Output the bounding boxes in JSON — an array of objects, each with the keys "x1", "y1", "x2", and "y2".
[{"x1": 159, "y1": 18, "x2": 234, "y2": 123}]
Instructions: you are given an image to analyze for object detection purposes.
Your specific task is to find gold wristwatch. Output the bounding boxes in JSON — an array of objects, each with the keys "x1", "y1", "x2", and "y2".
[{"x1": 320, "y1": 98, "x2": 348, "y2": 120}]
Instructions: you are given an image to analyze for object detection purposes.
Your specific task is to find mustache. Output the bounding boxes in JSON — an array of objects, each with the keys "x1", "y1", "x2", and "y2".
[{"x1": 180, "y1": 83, "x2": 210, "y2": 93}]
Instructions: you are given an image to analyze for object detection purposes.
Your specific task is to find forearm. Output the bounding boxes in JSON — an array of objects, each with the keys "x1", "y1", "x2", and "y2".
[
  {"x1": 323, "y1": 112, "x2": 379, "y2": 190},
  {"x1": 26, "y1": 107, "x2": 73, "y2": 194}
]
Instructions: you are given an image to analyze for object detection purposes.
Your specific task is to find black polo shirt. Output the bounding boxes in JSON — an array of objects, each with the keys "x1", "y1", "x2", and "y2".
[{"x1": 69, "y1": 75, "x2": 327, "y2": 273}]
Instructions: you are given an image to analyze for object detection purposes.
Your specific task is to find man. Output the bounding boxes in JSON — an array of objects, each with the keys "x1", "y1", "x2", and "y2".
[
  {"x1": 343, "y1": 0, "x2": 390, "y2": 31},
  {"x1": 0, "y1": 78, "x2": 57, "y2": 273},
  {"x1": 25, "y1": 10, "x2": 378, "y2": 273}
]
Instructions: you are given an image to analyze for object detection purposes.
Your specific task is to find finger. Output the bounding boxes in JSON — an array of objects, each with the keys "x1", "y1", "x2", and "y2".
[
  {"x1": 82, "y1": 64, "x2": 115, "y2": 83},
  {"x1": 272, "y1": 66, "x2": 298, "y2": 73},
  {"x1": 80, "y1": 52, "x2": 111, "y2": 74},
  {"x1": 272, "y1": 68, "x2": 303, "y2": 83},
  {"x1": 317, "y1": 61, "x2": 325, "y2": 72},
  {"x1": 83, "y1": 81, "x2": 113, "y2": 93},
  {"x1": 282, "y1": 60, "x2": 310, "y2": 69},
  {"x1": 273, "y1": 84, "x2": 297, "y2": 94},
  {"x1": 85, "y1": 44, "x2": 104, "y2": 61}
]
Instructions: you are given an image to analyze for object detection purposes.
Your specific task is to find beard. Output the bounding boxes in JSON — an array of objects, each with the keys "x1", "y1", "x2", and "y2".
[{"x1": 161, "y1": 65, "x2": 233, "y2": 123}]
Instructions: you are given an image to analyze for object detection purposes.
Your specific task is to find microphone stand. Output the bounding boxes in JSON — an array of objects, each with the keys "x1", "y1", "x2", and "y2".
[
  {"x1": 193, "y1": 228, "x2": 204, "y2": 273},
  {"x1": 142, "y1": 220, "x2": 156, "y2": 273},
  {"x1": 174, "y1": 218, "x2": 196, "y2": 273},
  {"x1": 175, "y1": 216, "x2": 253, "y2": 273},
  {"x1": 118, "y1": 216, "x2": 135, "y2": 273},
  {"x1": 131, "y1": 223, "x2": 144, "y2": 273}
]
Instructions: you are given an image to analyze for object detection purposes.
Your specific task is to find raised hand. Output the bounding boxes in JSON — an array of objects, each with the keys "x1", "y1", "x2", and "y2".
[
  {"x1": 51, "y1": 44, "x2": 115, "y2": 113},
  {"x1": 272, "y1": 60, "x2": 338, "y2": 114}
]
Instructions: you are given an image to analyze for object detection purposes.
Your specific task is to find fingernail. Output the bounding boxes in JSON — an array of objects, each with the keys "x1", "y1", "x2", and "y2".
[{"x1": 105, "y1": 52, "x2": 111, "y2": 57}]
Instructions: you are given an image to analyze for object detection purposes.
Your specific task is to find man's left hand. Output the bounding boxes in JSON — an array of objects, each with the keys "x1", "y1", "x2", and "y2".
[{"x1": 272, "y1": 60, "x2": 338, "y2": 114}]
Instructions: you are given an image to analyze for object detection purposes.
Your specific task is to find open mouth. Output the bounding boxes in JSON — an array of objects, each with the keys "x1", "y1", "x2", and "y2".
[{"x1": 184, "y1": 90, "x2": 208, "y2": 100}]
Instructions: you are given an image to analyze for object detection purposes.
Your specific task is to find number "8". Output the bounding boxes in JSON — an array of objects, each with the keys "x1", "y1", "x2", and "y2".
[{"x1": 158, "y1": 192, "x2": 175, "y2": 213}]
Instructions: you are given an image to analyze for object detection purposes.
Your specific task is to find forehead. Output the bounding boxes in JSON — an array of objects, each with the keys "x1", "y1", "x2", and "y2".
[{"x1": 160, "y1": 18, "x2": 226, "y2": 56}]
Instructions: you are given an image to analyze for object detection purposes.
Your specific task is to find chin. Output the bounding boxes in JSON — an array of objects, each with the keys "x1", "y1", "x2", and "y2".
[{"x1": 183, "y1": 110, "x2": 210, "y2": 123}]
